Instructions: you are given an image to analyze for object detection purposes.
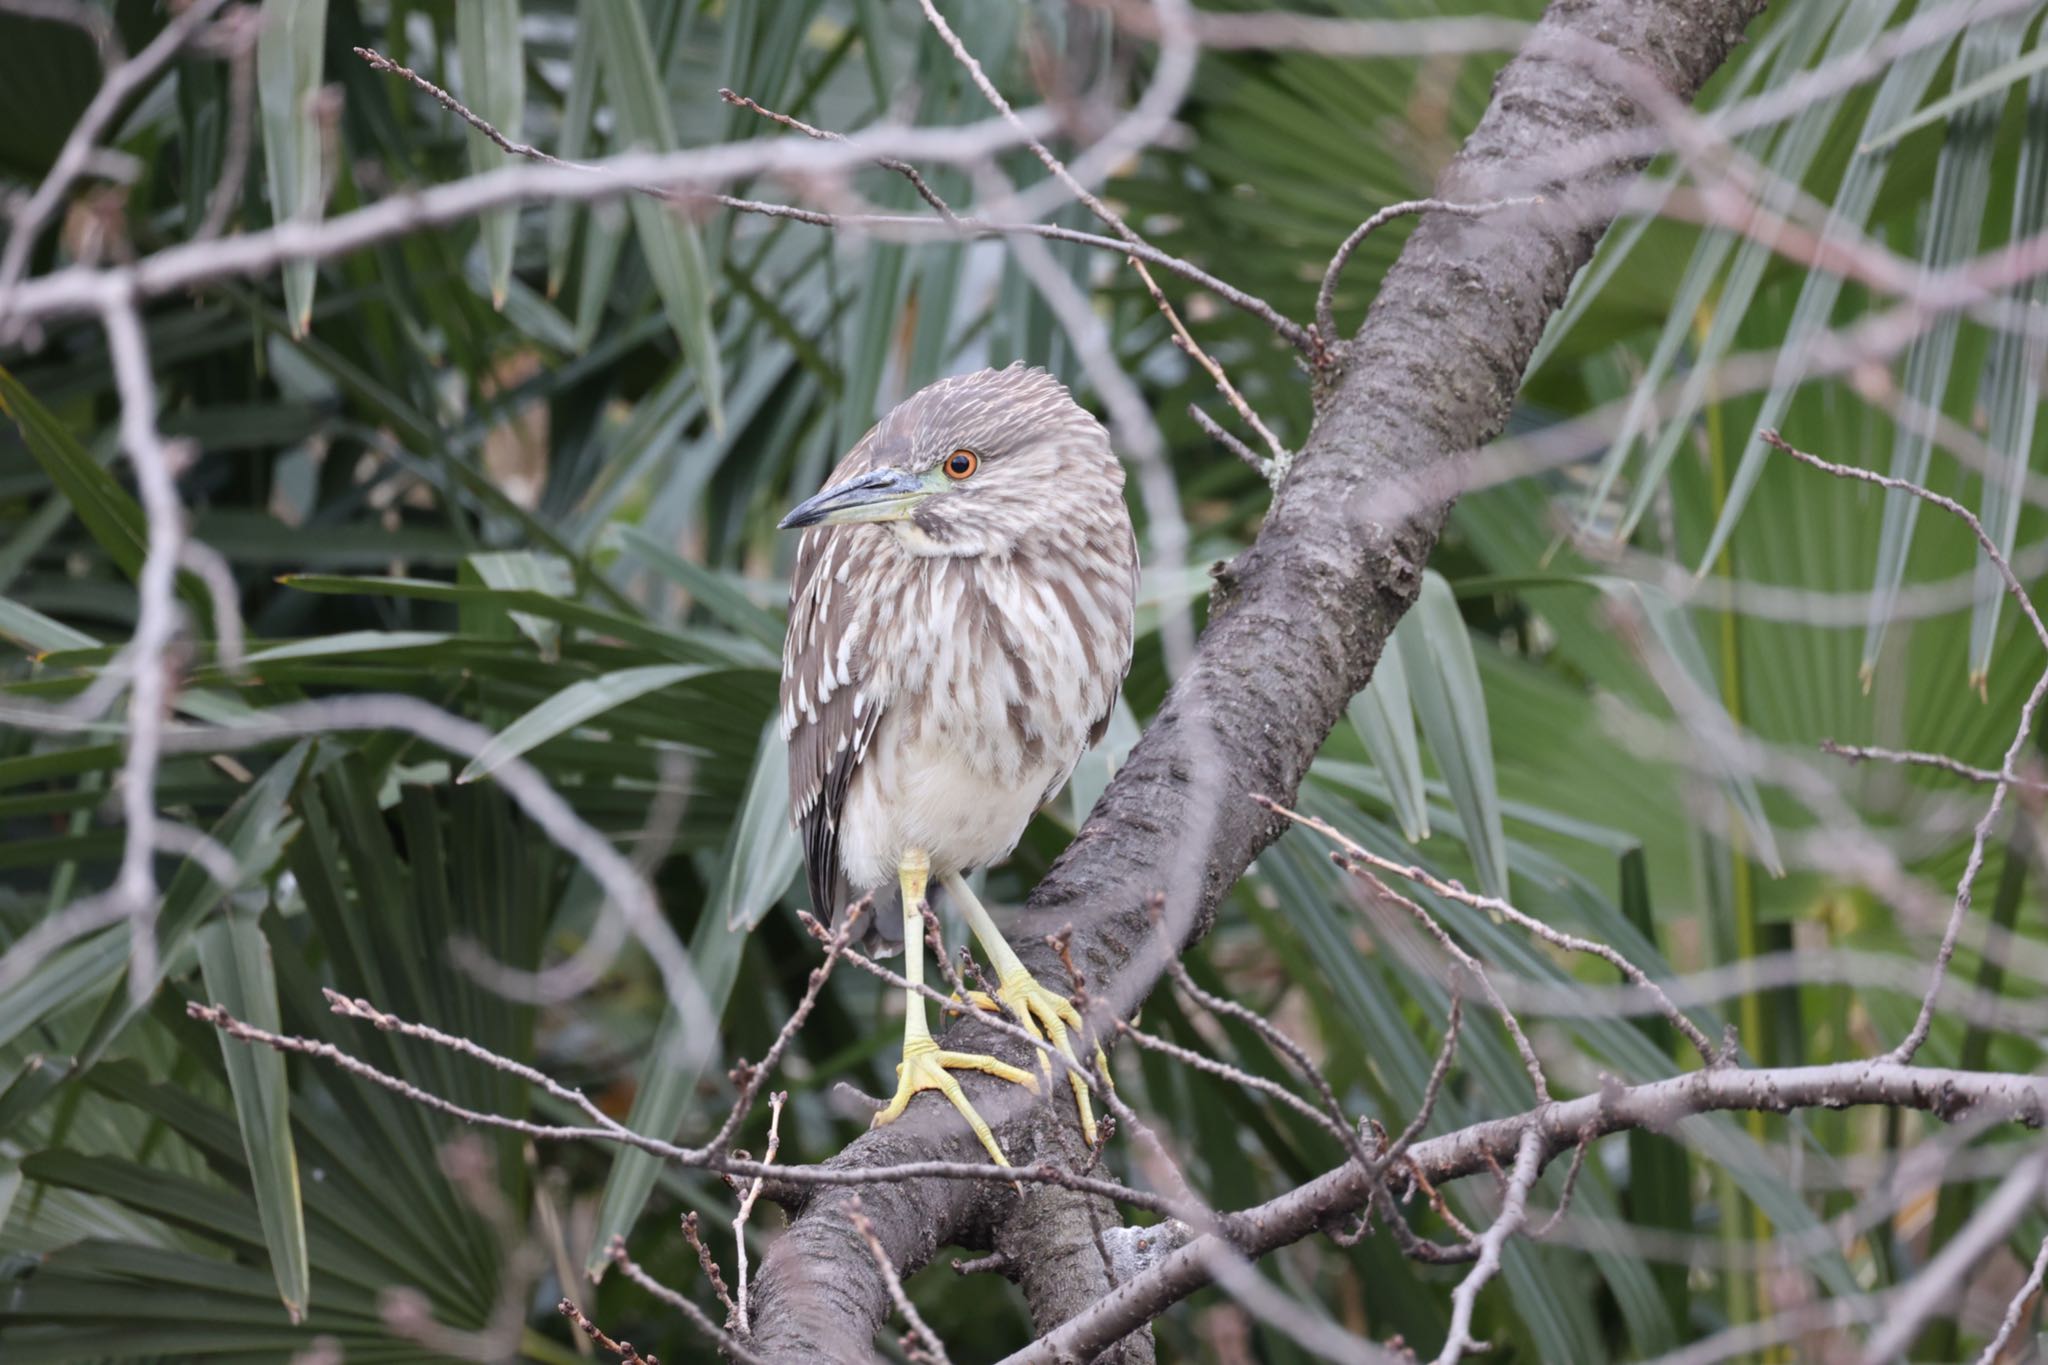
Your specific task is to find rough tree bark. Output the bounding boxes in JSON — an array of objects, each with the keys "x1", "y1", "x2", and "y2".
[{"x1": 748, "y1": 0, "x2": 1767, "y2": 1359}]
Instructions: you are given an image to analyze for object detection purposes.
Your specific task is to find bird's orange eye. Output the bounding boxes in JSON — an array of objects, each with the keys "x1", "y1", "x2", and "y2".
[{"x1": 945, "y1": 449, "x2": 979, "y2": 479}]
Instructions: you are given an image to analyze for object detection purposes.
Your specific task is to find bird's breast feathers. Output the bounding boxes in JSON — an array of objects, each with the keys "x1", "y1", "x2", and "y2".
[{"x1": 786, "y1": 531, "x2": 1134, "y2": 890}]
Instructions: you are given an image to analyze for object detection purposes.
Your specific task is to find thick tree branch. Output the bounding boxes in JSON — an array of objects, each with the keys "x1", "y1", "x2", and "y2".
[
  {"x1": 1014, "y1": 1061, "x2": 2048, "y2": 1364},
  {"x1": 746, "y1": 0, "x2": 1766, "y2": 1359}
]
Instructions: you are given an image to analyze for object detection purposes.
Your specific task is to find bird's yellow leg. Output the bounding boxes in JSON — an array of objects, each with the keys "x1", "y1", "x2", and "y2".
[
  {"x1": 941, "y1": 870, "x2": 1110, "y2": 1146},
  {"x1": 872, "y1": 849, "x2": 1038, "y2": 1165}
]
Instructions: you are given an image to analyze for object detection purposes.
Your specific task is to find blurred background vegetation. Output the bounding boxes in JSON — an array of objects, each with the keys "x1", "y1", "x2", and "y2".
[{"x1": 3, "y1": 0, "x2": 2048, "y2": 1360}]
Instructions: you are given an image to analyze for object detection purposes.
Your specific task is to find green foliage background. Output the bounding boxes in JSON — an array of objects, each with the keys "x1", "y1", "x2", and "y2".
[{"x1": 3, "y1": 0, "x2": 2047, "y2": 1360}]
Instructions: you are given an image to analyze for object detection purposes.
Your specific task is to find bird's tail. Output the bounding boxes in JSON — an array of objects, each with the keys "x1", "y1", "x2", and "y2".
[{"x1": 837, "y1": 875, "x2": 951, "y2": 961}]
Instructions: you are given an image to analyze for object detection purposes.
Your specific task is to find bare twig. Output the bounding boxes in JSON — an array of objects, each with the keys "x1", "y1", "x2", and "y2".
[
  {"x1": 1977, "y1": 1228, "x2": 2048, "y2": 1365},
  {"x1": 916, "y1": 0, "x2": 1297, "y2": 491},
  {"x1": 189, "y1": 995, "x2": 1185, "y2": 1216},
  {"x1": 557, "y1": 1298, "x2": 659, "y2": 1365},
  {"x1": 1821, "y1": 739, "x2": 2048, "y2": 791},
  {"x1": 606, "y1": 1238, "x2": 770, "y2": 1365},
  {"x1": 1386, "y1": 996, "x2": 1465, "y2": 1166},
  {"x1": 2, "y1": 117, "x2": 1058, "y2": 327},
  {"x1": 1007, "y1": 1060, "x2": 2048, "y2": 1365},
  {"x1": 355, "y1": 46, "x2": 558, "y2": 163},
  {"x1": 718, "y1": 88, "x2": 959, "y2": 224},
  {"x1": 1863, "y1": 1144, "x2": 2048, "y2": 1361},
  {"x1": 732, "y1": 1091, "x2": 786, "y2": 1336},
  {"x1": 1314, "y1": 196, "x2": 1542, "y2": 351},
  {"x1": 849, "y1": 1198, "x2": 955, "y2": 1365},
  {"x1": 1766, "y1": 432, "x2": 2048, "y2": 1066},
  {"x1": 1137, "y1": 257, "x2": 1291, "y2": 477},
  {"x1": 1527, "y1": 1133, "x2": 1591, "y2": 1239},
  {"x1": 681, "y1": 1211, "x2": 736, "y2": 1325},
  {"x1": 1263, "y1": 796, "x2": 1720, "y2": 1068},
  {"x1": 174, "y1": 539, "x2": 245, "y2": 674},
  {"x1": 704, "y1": 921, "x2": 849, "y2": 1160},
  {"x1": 952, "y1": 1250, "x2": 1012, "y2": 1278},
  {"x1": 1114, "y1": 1017, "x2": 1352, "y2": 1142},
  {"x1": 1434, "y1": 1126, "x2": 1545, "y2": 1365},
  {"x1": 1323, "y1": 850, "x2": 1551, "y2": 1104},
  {"x1": 1763, "y1": 432, "x2": 2048, "y2": 654},
  {"x1": 0, "y1": 0, "x2": 232, "y2": 315},
  {"x1": 148, "y1": 819, "x2": 240, "y2": 891},
  {"x1": 98, "y1": 291, "x2": 188, "y2": 1002},
  {"x1": 1189, "y1": 403, "x2": 1272, "y2": 480},
  {"x1": 324, "y1": 988, "x2": 627, "y2": 1134},
  {"x1": 346, "y1": 39, "x2": 1303, "y2": 349}
]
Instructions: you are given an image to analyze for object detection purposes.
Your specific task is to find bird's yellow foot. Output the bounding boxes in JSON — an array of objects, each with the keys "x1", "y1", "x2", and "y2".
[
  {"x1": 873, "y1": 1035, "x2": 1039, "y2": 1165},
  {"x1": 968, "y1": 970, "x2": 1111, "y2": 1145}
]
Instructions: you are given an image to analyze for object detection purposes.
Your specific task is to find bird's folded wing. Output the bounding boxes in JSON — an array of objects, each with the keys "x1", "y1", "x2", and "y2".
[{"x1": 783, "y1": 525, "x2": 884, "y2": 919}]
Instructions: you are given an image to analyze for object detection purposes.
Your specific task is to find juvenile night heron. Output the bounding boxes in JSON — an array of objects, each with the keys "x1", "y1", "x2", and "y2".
[{"x1": 778, "y1": 363, "x2": 1138, "y2": 1165}]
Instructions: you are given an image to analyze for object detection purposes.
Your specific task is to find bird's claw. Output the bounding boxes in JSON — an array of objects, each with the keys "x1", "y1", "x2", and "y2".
[
  {"x1": 873, "y1": 1035, "x2": 1038, "y2": 1166},
  {"x1": 967, "y1": 970, "x2": 1110, "y2": 1146}
]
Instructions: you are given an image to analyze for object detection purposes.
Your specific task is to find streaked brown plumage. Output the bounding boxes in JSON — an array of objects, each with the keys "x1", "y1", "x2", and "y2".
[
  {"x1": 781, "y1": 363, "x2": 1137, "y2": 927},
  {"x1": 777, "y1": 363, "x2": 1137, "y2": 1161}
]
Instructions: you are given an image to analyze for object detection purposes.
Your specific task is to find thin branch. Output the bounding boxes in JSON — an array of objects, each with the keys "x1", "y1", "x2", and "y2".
[
  {"x1": 98, "y1": 290, "x2": 188, "y2": 1003},
  {"x1": 1114, "y1": 1017, "x2": 1352, "y2": 1143},
  {"x1": 188, "y1": 995, "x2": 1185, "y2": 1216},
  {"x1": 1263, "y1": 796, "x2": 1720, "y2": 1068},
  {"x1": 849, "y1": 1198, "x2": 955, "y2": 1365},
  {"x1": 0, "y1": 0, "x2": 232, "y2": 311},
  {"x1": 704, "y1": 920, "x2": 849, "y2": 1159},
  {"x1": 175, "y1": 539, "x2": 245, "y2": 673},
  {"x1": 1163, "y1": 944, "x2": 1353, "y2": 1146},
  {"x1": 732, "y1": 1091, "x2": 786, "y2": 1337},
  {"x1": 346, "y1": 40, "x2": 1306, "y2": 350},
  {"x1": 680, "y1": 1210, "x2": 735, "y2": 1326},
  {"x1": 718, "y1": 88, "x2": 959, "y2": 224},
  {"x1": 1766, "y1": 431, "x2": 2048, "y2": 1066},
  {"x1": 1136, "y1": 258, "x2": 1290, "y2": 475},
  {"x1": 917, "y1": 0, "x2": 1302, "y2": 484},
  {"x1": 1821, "y1": 739, "x2": 2048, "y2": 792},
  {"x1": 1008, "y1": 1058, "x2": 2048, "y2": 1364},
  {"x1": 1763, "y1": 432, "x2": 2048, "y2": 654},
  {"x1": 1147, "y1": 909, "x2": 1440, "y2": 1275},
  {"x1": 558, "y1": 1298, "x2": 660, "y2": 1365},
  {"x1": 1386, "y1": 996, "x2": 1464, "y2": 1166},
  {"x1": 2, "y1": 117, "x2": 1057, "y2": 326},
  {"x1": 356, "y1": 46, "x2": 560, "y2": 164},
  {"x1": 323, "y1": 988, "x2": 627, "y2": 1135},
  {"x1": 1977, "y1": 1228, "x2": 2048, "y2": 1365},
  {"x1": 148, "y1": 819, "x2": 240, "y2": 891},
  {"x1": 1434, "y1": 1125, "x2": 1545, "y2": 1365},
  {"x1": 1189, "y1": 403, "x2": 1272, "y2": 480},
  {"x1": 1863, "y1": 1144, "x2": 2048, "y2": 1361},
  {"x1": 606, "y1": 1239, "x2": 770, "y2": 1365},
  {"x1": 1527, "y1": 1133, "x2": 1591, "y2": 1240},
  {"x1": 1314, "y1": 197, "x2": 1542, "y2": 350},
  {"x1": 1331, "y1": 853, "x2": 1550, "y2": 1104}
]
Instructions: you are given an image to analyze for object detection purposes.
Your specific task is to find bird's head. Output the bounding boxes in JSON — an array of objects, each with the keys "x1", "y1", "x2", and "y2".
[{"x1": 777, "y1": 363, "x2": 1122, "y2": 558}]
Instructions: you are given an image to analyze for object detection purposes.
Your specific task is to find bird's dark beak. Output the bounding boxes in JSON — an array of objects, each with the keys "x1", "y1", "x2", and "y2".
[{"x1": 777, "y1": 466, "x2": 939, "y2": 530}]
